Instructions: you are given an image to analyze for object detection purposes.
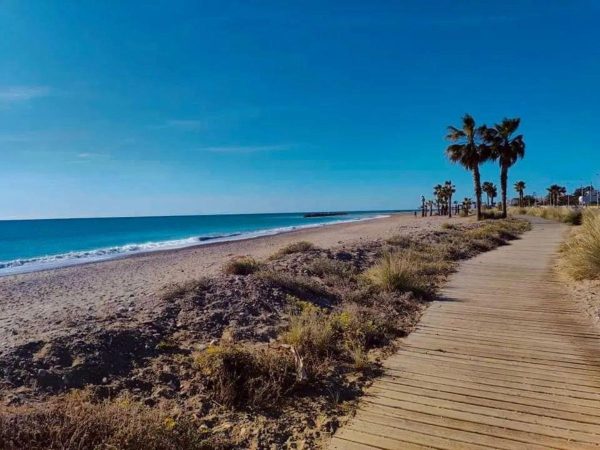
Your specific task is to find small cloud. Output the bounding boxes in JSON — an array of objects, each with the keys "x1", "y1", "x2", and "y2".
[
  {"x1": 0, "y1": 86, "x2": 51, "y2": 103},
  {"x1": 200, "y1": 144, "x2": 290, "y2": 154}
]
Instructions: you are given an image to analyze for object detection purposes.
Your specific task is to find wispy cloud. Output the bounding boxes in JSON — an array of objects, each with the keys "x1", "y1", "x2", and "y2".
[
  {"x1": 76, "y1": 152, "x2": 110, "y2": 160},
  {"x1": 163, "y1": 119, "x2": 206, "y2": 130},
  {"x1": 0, "y1": 86, "x2": 51, "y2": 103},
  {"x1": 200, "y1": 144, "x2": 290, "y2": 154}
]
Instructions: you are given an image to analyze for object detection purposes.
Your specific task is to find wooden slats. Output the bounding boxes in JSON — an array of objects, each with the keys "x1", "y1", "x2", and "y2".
[{"x1": 330, "y1": 219, "x2": 600, "y2": 449}]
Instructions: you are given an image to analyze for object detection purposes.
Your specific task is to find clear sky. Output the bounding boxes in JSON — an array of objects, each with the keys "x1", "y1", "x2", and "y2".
[{"x1": 1, "y1": 1, "x2": 599, "y2": 219}]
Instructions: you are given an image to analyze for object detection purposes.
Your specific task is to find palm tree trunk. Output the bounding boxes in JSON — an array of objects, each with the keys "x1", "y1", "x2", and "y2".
[
  {"x1": 473, "y1": 166, "x2": 482, "y2": 220},
  {"x1": 500, "y1": 165, "x2": 508, "y2": 218},
  {"x1": 448, "y1": 194, "x2": 452, "y2": 218}
]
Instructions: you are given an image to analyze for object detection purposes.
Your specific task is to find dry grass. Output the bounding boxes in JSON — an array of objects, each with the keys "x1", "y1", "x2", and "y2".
[
  {"x1": 511, "y1": 206, "x2": 583, "y2": 225},
  {"x1": 560, "y1": 210, "x2": 600, "y2": 280},
  {"x1": 161, "y1": 278, "x2": 210, "y2": 301},
  {"x1": 363, "y1": 251, "x2": 429, "y2": 295},
  {"x1": 308, "y1": 257, "x2": 356, "y2": 279},
  {"x1": 222, "y1": 256, "x2": 261, "y2": 275},
  {"x1": 257, "y1": 270, "x2": 334, "y2": 304},
  {"x1": 0, "y1": 391, "x2": 211, "y2": 450},
  {"x1": 194, "y1": 343, "x2": 297, "y2": 409},
  {"x1": 271, "y1": 241, "x2": 316, "y2": 259}
]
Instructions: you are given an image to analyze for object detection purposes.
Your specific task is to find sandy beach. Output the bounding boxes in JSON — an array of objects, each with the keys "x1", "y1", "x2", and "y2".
[{"x1": 0, "y1": 213, "x2": 461, "y2": 353}]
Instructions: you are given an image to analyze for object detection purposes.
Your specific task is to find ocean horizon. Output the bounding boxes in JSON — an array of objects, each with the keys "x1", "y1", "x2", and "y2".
[{"x1": 0, "y1": 210, "x2": 406, "y2": 275}]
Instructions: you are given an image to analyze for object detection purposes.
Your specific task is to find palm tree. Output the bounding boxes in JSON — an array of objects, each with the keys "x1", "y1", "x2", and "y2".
[
  {"x1": 514, "y1": 181, "x2": 526, "y2": 207},
  {"x1": 462, "y1": 197, "x2": 472, "y2": 216},
  {"x1": 433, "y1": 184, "x2": 444, "y2": 215},
  {"x1": 546, "y1": 184, "x2": 566, "y2": 206},
  {"x1": 446, "y1": 114, "x2": 490, "y2": 220},
  {"x1": 482, "y1": 181, "x2": 496, "y2": 207},
  {"x1": 490, "y1": 184, "x2": 498, "y2": 207},
  {"x1": 444, "y1": 180, "x2": 456, "y2": 218},
  {"x1": 486, "y1": 118, "x2": 526, "y2": 218}
]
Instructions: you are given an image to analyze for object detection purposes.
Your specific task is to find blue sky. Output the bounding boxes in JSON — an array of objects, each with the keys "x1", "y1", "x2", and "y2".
[{"x1": 1, "y1": 0, "x2": 599, "y2": 219}]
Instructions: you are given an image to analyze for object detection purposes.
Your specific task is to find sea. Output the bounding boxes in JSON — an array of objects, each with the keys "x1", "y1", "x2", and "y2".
[{"x1": 0, "y1": 210, "x2": 403, "y2": 276}]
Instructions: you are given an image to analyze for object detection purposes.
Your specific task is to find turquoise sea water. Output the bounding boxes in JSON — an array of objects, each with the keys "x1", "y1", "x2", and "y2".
[{"x1": 0, "y1": 211, "x2": 402, "y2": 275}]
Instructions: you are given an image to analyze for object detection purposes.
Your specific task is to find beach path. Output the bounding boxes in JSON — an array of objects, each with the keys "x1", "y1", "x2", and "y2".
[{"x1": 330, "y1": 218, "x2": 600, "y2": 449}]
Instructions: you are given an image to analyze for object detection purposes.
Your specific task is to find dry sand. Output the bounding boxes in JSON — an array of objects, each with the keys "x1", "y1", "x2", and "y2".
[{"x1": 0, "y1": 214, "x2": 461, "y2": 353}]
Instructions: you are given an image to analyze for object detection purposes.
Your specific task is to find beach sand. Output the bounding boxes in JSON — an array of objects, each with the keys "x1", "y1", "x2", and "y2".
[{"x1": 0, "y1": 213, "x2": 461, "y2": 353}]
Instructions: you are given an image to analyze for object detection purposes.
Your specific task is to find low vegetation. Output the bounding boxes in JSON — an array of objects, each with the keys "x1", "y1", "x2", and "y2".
[
  {"x1": 560, "y1": 210, "x2": 600, "y2": 280},
  {"x1": 0, "y1": 219, "x2": 531, "y2": 449},
  {"x1": 270, "y1": 240, "x2": 316, "y2": 259},
  {"x1": 222, "y1": 256, "x2": 261, "y2": 275},
  {"x1": 363, "y1": 251, "x2": 429, "y2": 295},
  {"x1": 511, "y1": 206, "x2": 583, "y2": 225},
  {"x1": 0, "y1": 392, "x2": 211, "y2": 450}
]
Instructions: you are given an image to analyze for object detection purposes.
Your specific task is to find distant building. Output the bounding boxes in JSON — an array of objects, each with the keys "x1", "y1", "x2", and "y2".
[{"x1": 580, "y1": 188, "x2": 599, "y2": 206}]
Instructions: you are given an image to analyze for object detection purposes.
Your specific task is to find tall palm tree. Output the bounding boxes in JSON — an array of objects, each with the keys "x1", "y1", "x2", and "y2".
[
  {"x1": 433, "y1": 184, "x2": 444, "y2": 215},
  {"x1": 486, "y1": 118, "x2": 526, "y2": 218},
  {"x1": 462, "y1": 198, "x2": 472, "y2": 216},
  {"x1": 546, "y1": 184, "x2": 565, "y2": 206},
  {"x1": 514, "y1": 181, "x2": 526, "y2": 207},
  {"x1": 446, "y1": 114, "x2": 490, "y2": 220},
  {"x1": 444, "y1": 180, "x2": 456, "y2": 217},
  {"x1": 490, "y1": 184, "x2": 498, "y2": 207},
  {"x1": 482, "y1": 181, "x2": 495, "y2": 207}
]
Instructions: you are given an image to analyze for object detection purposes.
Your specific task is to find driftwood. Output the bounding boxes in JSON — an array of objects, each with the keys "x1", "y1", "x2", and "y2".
[{"x1": 279, "y1": 344, "x2": 307, "y2": 382}]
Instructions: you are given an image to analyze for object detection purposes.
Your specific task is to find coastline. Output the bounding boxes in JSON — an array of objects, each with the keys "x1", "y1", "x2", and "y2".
[
  {"x1": 0, "y1": 213, "x2": 451, "y2": 353},
  {"x1": 0, "y1": 212, "x2": 396, "y2": 277}
]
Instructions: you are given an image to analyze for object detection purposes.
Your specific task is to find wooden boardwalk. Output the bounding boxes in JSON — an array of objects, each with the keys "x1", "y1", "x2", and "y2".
[{"x1": 330, "y1": 219, "x2": 600, "y2": 449}]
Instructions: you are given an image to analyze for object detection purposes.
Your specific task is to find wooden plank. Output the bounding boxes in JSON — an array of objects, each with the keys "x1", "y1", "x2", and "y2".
[{"x1": 329, "y1": 219, "x2": 600, "y2": 449}]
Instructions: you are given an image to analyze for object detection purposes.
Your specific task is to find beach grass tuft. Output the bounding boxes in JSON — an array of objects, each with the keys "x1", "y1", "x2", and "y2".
[
  {"x1": 560, "y1": 210, "x2": 600, "y2": 280},
  {"x1": 0, "y1": 391, "x2": 211, "y2": 450},
  {"x1": 270, "y1": 241, "x2": 316, "y2": 259},
  {"x1": 194, "y1": 343, "x2": 297, "y2": 409},
  {"x1": 510, "y1": 206, "x2": 583, "y2": 225},
  {"x1": 363, "y1": 251, "x2": 429, "y2": 295},
  {"x1": 222, "y1": 256, "x2": 261, "y2": 275}
]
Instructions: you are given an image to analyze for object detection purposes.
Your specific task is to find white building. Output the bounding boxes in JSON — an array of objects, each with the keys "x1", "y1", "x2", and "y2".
[{"x1": 580, "y1": 188, "x2": 599, "y2": 206}]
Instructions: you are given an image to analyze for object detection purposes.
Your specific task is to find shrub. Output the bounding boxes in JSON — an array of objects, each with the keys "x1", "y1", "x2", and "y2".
[
  {"x1": 222, "y1": 256, "x2": 260, "y2": 275},
  {"x1": 162, "y1": 278, "x2": 210, "y2": 301},
  {"x1": 308, "y1": 257, "x2": 356, "y2": 279},
  {"x1": 0, "y1": 391, "x2": 210, "y2": 450},
  {"x1": 281, "y1": 303, "x2": 339, "y2": 371},
  {"x1": 257, "y1": 270, "x2": 334, "y2": 305},
  {"x1": 511, "y1": 206, "x2": 582, "y2": 225},
  {"x1": 271, "y1": 241, "x2": 316, "y2": 258},
  {"x1": 441, "y1": 223, "x2": 459, "y2": 230},
  {"x1": 560, "y1": 210, "x2": 600, "y2": 280},
  {"x1": 363, "y1": 252, "x2": 428, "y2": 295},
  {"x1": 194, "y1": 343, "x2": 297, "y2": 409}
]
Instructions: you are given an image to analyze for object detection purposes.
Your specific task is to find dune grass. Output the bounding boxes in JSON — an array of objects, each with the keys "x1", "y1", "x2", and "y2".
[
  {"x1": 1, "y1": 218, "x2": 531, "y2": 448},
  {"x1": 363, "y1": 251, "x2": 429, "y2": 295},
  {"x1": 270, "y1": 241, "x2": 316, "y2": 259},
  {"x1": 194, "y1": 343, "x2": 297, "y2": 408},
  {"x1": 222, "y1": 256, "x2": 261, "y2": 275},
  {"x1": 0, "y1": 392, "x2": 210, "y2": 450},
  {"x1": 511, "y1": 206, "x2": 583, "y2": 225},
  {"x1": 560, "y1": 210, "x2": 600, "y2": 280}
]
